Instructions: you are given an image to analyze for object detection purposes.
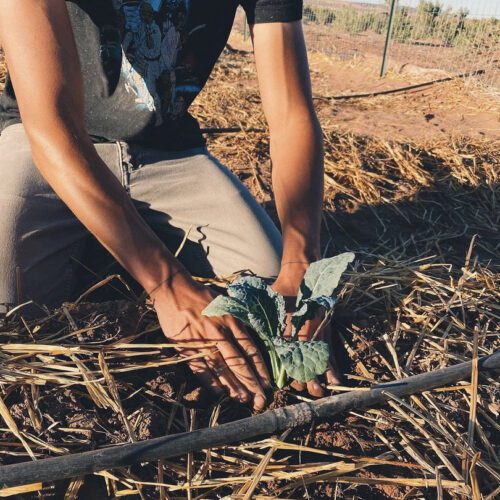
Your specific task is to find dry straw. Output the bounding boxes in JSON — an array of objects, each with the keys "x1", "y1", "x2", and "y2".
[{"x1": 0, "y1": 44, "x2": 498, "y2": 498}]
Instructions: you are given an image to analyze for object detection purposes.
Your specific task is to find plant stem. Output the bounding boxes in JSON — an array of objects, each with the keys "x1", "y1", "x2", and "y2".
[
  {"x1": 269, "y1": 352, "x2": 280, "y2": 385},
  {"x1": 266, "y1": 346, "x2": 285, "y2": 388},
  {"x1": 276, "y1": 365, "x2": 287, "y2": 389}
]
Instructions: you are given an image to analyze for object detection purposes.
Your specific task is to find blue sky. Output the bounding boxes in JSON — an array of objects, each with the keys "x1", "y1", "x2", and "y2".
[{"x1": 343, "y1": 0, "x2": 500, "y2": 18}]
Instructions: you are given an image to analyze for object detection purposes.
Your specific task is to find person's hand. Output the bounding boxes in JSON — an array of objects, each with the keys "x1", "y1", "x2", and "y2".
[
  {"x1": 286, "y1": 312, "x2": 341, "y2": 397},
  {"x1": 272, "y1": 263, "x2": 341, "y2": 398},
  {"x1": 152, "y1": 276, "x2": 271, "y2": 411}
]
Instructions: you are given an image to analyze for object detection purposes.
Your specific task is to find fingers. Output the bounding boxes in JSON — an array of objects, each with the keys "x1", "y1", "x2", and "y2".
[
  {"x1": 307, "y1": 378, "x2": 325, "y2": 398},
  {"x1": 291, "y1": 378, "x2": 324, "y2": 397},
  {"x1": 209, "y1": 324, "x2": 267, "y2": 411},
  {"x1": 183, "y1": 344, "x2": 263, "y2": 410},
  {"x1": 293, "y1": 314, "x2": 338, "y2": 397},
  {"x1": 229, "y1": 319, "x2": 272, "y2": 391},
  {"x1": 326, "y1": 363, "x2": 342, "y2": 386},
  {"x1": 286, "y1": 318, "x2": 323, "y2": 396},
  {"x1": 321, "y1": 323, "x2": 343, "y2": 386},
  {"x1": 290, "y1": 380, "x2": 306, "y2": 392},
  {"x1": 172, "y1": 316, "x2": 267, "y2": 410},
  {"x1": 178, "y1": 348, "x2": 225, "y2": 397},
  {"x1": 297, "y1": 314, "x2": 323, "y2": 341},
  {"x1": 177, "y1": 334, "x2": 249, "y2": 404},
  {"x1": 204, "y1": 352, "x2": 252, "y2": 405}
]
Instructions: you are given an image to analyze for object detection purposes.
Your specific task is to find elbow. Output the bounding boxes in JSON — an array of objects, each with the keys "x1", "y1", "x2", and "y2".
[
  {"x1": 269, "y1": 107, "x2": 323, "y2": 148},
  {"x1": 269, "y1": 103, "x2": 322, "y2": 135},
  {"x1": 23, "y1": 111, "x2": 91, "y2": 161},
  {"x1": 20, "y1": 89, "x2": 88, "y2": 149}
]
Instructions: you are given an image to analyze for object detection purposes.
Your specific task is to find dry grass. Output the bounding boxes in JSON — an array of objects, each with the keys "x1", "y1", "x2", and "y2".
[{"x1": 0, "y1": 48, "x2": 499, "y2": 499}]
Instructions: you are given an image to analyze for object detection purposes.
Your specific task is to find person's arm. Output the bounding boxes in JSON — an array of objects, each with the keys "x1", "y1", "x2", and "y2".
[
  {"x1": 250, "y1": 20, "x2": 340, "y2": 395},
  {"x1": 251, "y1": 22, "x2": 323, "y2": 274},
  {"x1": 0, "y1": 0, "x2": 269, "y2": 409}
]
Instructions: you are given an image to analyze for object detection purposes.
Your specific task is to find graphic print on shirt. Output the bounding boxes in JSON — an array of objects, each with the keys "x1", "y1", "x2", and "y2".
[{"x1": 109, "y1": 0, "x2": 205, "y2": 126}]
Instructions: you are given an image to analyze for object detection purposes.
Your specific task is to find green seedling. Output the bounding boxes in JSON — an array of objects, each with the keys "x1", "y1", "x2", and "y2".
[{"x1": 202, "y1": 253, "x2": 355, "y2": 388}]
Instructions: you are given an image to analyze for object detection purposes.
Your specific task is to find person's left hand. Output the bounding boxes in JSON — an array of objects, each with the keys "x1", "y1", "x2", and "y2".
[{"x1": 272, "y1": 263, "x2": 342, "y2": 398}]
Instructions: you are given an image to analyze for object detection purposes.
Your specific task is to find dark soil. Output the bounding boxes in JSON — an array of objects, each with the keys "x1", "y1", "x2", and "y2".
[
  {"x1": 3, "y1": 286, "x2": 490, "y2": 500},
  {"x1": 0, "y1": 299, "x2": 409, "y2": 499}
]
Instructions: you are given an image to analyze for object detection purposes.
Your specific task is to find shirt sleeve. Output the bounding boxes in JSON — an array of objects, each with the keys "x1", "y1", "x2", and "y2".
[{"x1": 241, "y1": 0, "x2": 303, "y2": 25}]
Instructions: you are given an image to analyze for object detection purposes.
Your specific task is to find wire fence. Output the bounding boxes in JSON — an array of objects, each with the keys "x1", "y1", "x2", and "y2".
[{"x1": 234, "y1": 0, "x2": 500, "y2": 89}]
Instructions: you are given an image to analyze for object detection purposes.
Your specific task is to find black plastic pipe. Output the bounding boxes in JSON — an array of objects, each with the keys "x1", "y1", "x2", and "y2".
[{"x1": 0, "y1": 351, "x2": 498, "y2": 488}]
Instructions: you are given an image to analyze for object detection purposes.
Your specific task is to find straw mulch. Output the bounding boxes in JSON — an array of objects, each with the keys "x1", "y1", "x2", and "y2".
[{"x1": 0, "y1": 48, "x2": 499, "y2": 499}]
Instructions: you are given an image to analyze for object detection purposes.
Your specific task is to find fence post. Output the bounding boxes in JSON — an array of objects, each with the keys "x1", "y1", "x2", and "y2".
[{"x1": 380, "y1": 0, "x2": 398, "y2": 77}]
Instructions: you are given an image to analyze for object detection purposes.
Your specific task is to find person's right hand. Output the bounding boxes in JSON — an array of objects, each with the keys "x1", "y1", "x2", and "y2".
[{"x1": 152, "y1": 276, "x2": 271, "y2": 411}]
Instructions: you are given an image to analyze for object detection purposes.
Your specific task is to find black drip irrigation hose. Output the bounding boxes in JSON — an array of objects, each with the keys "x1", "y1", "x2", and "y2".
[
  {"x1": 201, "y1": 126, "x2": 265, "y2": 134},
  {"x1": 0, "y1": 350, "x2": 498, "y2": 488},
  {"x1": 200, "y1": 69, "x2": 488, "y2": 136},
  {"x1": 313, "y1": 69, "x2": 486, "y2": 101}
]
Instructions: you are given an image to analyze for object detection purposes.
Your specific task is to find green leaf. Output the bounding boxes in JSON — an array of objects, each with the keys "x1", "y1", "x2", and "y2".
[
  {"x1": 297, "y1": 252, "x2": 355, "y2": 307},
  {"x1": 202, "y1": 295, "x2": 249, "y2": 325},
  {"x1": 290, "y1": 253, "x2": 353, "y2": 338},
  {"x1": 247, "y1": 313, "x2": 272, "y2": 345},
  {"x1": 313, "y1": 296, "x2": 337, "y2": 310},
  {"x1": 228, "y1": 277, "x2": 286, "y2": 338},
  {"x1": 228, "y1": 276, "x2": 268, "y2": 299},
  {"x1": 290, "y1": 301, "x2": 320, "y2": 338},
  {"x1": 273, "y1": 338, "x2": 330, "y2": 383}
]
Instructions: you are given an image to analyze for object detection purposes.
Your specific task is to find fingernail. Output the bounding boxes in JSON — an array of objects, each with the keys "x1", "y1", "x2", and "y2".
[
  {"x1": 238, "y1": 391, "x2": 250, "y2": 403},
  {"x1": 254, "y1": 394, "x2": 266, "y2": 410},
  {"x1": 313, "y1": 382, "x2": 323, "y2": 393},
  {"x1": 291, "y1": 381, "x2": 305, "y2": 392}
]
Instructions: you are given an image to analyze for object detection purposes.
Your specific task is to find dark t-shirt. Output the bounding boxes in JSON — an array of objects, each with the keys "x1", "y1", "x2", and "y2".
[{"x1": 0, "y1": 0, "x2": 302, "y2": 151}]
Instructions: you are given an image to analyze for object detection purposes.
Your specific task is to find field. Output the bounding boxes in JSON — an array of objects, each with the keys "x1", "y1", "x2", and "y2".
[
  {"x1": 0, "y1": 28, "x2": 499, "y2": 500},
  {"x1": 295, "y1": 0, "x2": 500, "y2": 88}
]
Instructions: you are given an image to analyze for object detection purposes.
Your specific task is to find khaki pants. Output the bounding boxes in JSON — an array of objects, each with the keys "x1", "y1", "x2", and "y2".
[{"x1": 0, "y1": 123, "x2": 282, "y2": 312}]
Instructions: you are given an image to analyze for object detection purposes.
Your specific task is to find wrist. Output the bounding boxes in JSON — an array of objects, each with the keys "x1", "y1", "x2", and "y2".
[
  {"x1": 280, "y1": 238, "x2": 320, "y2": 267},
  {"x1": 274, "y1": 251, "x2": 320, "y2": 298},
  {"x1": 274, "y1": 262, "x2": 309, "y2": 298},
  {"x1": 133, "y1": 247, "x2": 198, "y2": 302},
  {"x1": 149, "y1": 270, "x2": 208, "y2": 314}
]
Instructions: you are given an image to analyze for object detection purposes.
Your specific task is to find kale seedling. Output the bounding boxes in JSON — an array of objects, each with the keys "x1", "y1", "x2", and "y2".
[{"x1": 202, "y1": 253, "x2": 355, "y2": 388}]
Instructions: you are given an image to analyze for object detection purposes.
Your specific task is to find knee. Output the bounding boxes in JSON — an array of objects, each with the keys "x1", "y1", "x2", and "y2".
[
  {"x1": 0, "y1": 154, "x2": 48, "y2": 199},
  {"x1": 247, "y1": 232, "x2": 282, "y2": 280},
  {"x1": 0, "y1": 132, "x2": 56, "y2": 306},
  {"x1": 197, "y1": 159, "x2": 283, "y2": 279},
  {"x1": 0, "y1": 199, "x2": 22, "y2": 305},
  {"x1": 0, "y1": 146, "x2": 46, "y2": 243}
]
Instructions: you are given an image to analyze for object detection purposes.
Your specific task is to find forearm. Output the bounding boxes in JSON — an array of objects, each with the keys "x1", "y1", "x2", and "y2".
[
  {"x1": 250, "y1": 21, "x2": 324, "y2": 268},
  {"x1": 0, "y1": 0, "x2": 193, "y2": 296},
  {"x1": 27, "y1": 123, "x2": 191, "y2": 294},
  {"x1": 270, "y1": 113, "x2": 324, "y2": 265}
]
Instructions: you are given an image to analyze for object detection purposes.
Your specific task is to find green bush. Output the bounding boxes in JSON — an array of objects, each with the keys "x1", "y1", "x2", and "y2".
[
  {"x1": 301, "y1": 1, "x2": 498, "y2": 49},
  {"x1": 304, "y1": 6, "x2": 336, "y2": 26}
]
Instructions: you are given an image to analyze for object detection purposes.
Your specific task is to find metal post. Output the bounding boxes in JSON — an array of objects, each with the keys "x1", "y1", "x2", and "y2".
[{"x1": 380, "y1": 0, "x2": 398, "y2": 77}]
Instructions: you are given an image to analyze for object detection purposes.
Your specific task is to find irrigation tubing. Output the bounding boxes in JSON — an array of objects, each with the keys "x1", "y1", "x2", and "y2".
[
  {"x1": 200, "y1": 69, "x2": 487, "y2": 136},
  {"x1": 0, "y1": 350, "x2": 498, "y2": 488},
  {"x1": 313, "y1": 69, "x2": 486, "y2": 101}
]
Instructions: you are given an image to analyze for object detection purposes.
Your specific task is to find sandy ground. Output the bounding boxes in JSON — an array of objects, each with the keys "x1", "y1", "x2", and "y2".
[{"x1": 227, "y1": 31, "x2": 500, "y2": 141}]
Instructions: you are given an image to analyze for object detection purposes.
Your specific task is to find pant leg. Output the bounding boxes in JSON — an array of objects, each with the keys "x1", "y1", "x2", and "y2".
[
  {"x1": 127, "y1": 144, "x2": 283, "y2": 280},
  {"x1": 0, "y1": 124, "x2": 124, "y2": 312}
]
